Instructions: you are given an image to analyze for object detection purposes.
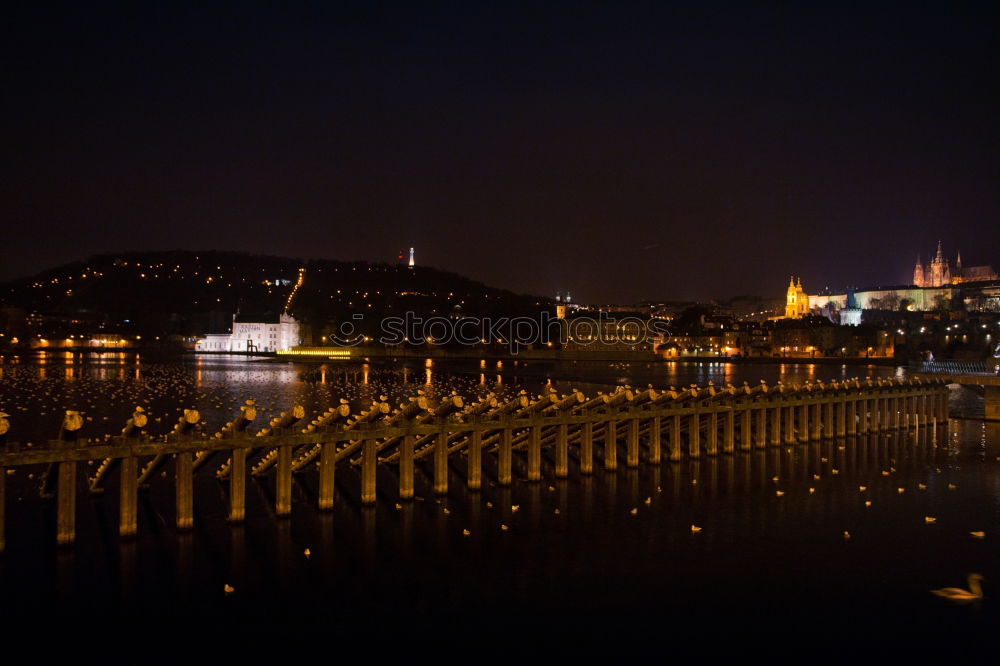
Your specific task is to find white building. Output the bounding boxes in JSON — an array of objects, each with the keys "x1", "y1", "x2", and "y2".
[
  {"x1": 198, "y1": 333, "x2": 233, "y2": 351},
  {"x1": 195, "y1": 313, "x2": 301, "y2": 353}
]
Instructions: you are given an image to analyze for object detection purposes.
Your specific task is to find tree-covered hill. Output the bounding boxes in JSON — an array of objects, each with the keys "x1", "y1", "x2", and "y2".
[{"x1": 0, "y1": 251, "x2": 547, "y2": 340}]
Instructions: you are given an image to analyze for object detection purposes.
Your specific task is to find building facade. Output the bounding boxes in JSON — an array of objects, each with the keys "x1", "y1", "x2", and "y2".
[
  {"x1": 195, "y1": 313, "x2": 300, "y2": 353},
  {"x1": 784, "y1": 277, "x2": 809, "y2": 319},
  {"x1": 914, "y1": 241, "x2": 997, "y2": 287}
]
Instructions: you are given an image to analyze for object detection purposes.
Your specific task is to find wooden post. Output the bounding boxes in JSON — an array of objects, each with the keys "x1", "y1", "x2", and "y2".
[
  {"x1": 604, "y1": 419, "x2": 618, "y2": 470},
  {"x1": 528, "y1": 423, "x2": 543, "y2": 480},
  {"x1": 811, "y1": 403, "x2": 821, "y2": 440},
  {"x1": 836, "y1": 397, "x2": 846, "y2": 437},
  {"x1": 670, "y1": 414, "x2": 682, "y2": 461},
  {"x1": 798, "y1": 403, "x2": 809, "y2": 442},
  {"x1": 626, "y1": 418, "x2": 639, "y2": 467},
  {"x1": 555, "y1": 422, "x2": 569, "y2": 477},
  {"x1": 847, "y1": 397, "x2": 857, "y2": 435},
  {"x1": 823, "y1": 401, "x2": 833, "y2": 439},
  {"x1": 706, "y1": 411, "x2": 718, "y2": 456},
  {"x1": 724, "y1": 408, "x2": 735, "y2": 454},
  {"x1": 499, "y1": 425, "x2": 513, "y2": 485},
  {"x1": 360, "y1": 439, "x2": 377, "y2": 505},
  {"x1": 649, "y1": 415, "x2": 662, "y2": 463},
  {"x1": 119, "y1": 455, "x2": 138, "y2": 538},
  {"x1": 939, "y1": 387, "x2": 949, "y2": 423},
  {"x1": 176, "y1": 452, "x2": 193, "y2": 530},
  {"x1": 434, "y1": 426, "x2": 449, "y2": 494},
  {"x1": 469, "y1": 428, "x2": 484, "y2": 488},
  {"x1": 755, "y1": 407, "x2": 766, "y2": 448},
  {"x1": 784, "y1": 405, "x2": 796, "y2": 444},
  {"x1": 319, "y1": 441, "x2": 336, "y2": 509},
  {"x1": 580, "y1": 420, "x2": 594, "y2": 474},
  {"x1": 740, "y1": 406, "x2": 751, "y2": 451},
  {"x1": 276, "y1": 444, "x2": 292, "y2": 515},
  {"x1": 770, "y1": 406, "x2": 781, "y2": 446},
  {"x1": 229, "y1": 447, "x2": 246, "y2": 523},
  {"x1": 56, "y1": 461, "x2": 76, "y2": 547},
  {"x1": 870, "y1": 396, "x2": 880, "y2": 433},
  {"x1": 689, "y1": 411, "x2": 701, "y2": 458}
]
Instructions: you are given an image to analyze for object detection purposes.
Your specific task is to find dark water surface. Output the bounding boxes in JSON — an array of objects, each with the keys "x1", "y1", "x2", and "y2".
[{"x1": 0, "y1": 353, "x2": 997, "y2": 661}]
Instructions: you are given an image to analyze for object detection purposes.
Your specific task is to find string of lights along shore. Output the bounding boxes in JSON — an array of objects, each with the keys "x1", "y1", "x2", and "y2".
[{"x1": 2, "y1": 2, "x2": 1000, "y2": 659}]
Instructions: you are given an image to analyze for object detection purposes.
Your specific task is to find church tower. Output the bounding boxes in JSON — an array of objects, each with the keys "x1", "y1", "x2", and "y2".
[
  {"x1": 913, "y1": 255, "x2": 924, "y2": 287},
  {"x1": 784, "y1": 277, "x2": 809, "y2": 318}
]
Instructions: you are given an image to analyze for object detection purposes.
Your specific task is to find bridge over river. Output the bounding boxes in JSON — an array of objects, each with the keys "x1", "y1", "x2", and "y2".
[{"x1": 911, "y1": 360, "x2": 1000, "y2": 421}]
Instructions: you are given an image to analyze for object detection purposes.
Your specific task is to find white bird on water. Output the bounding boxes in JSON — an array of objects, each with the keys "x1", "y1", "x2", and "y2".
[{"x1": 931, "y1": 574, "x2": 984, "y2": 602}]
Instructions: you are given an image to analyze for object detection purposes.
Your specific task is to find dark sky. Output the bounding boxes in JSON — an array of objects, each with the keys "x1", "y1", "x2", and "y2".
[{"x1": 3, "y1": 1, "x2": 998, "y2": 303}]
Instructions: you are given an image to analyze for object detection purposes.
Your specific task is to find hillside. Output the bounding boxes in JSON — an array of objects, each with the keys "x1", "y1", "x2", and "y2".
[{"x1": 0, "y1": 251, "x2": 547, "y2": 341}]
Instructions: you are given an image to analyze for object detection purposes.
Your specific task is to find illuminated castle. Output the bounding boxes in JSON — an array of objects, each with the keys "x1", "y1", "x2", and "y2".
[
  {"x1": 913, "y1": 241, "x2": 951, "y2": 287},
  {"x1": 913, "y1": 241, "x2": 997, "y2": 286},
  {"x1": 784, "y1": 277, "x2": 809, "y2": 318}
]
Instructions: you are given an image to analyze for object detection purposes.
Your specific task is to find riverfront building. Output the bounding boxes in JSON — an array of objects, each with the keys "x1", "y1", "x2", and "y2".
[{"x1": 195, "y1": 313, "x2": 301, "y2": 353}]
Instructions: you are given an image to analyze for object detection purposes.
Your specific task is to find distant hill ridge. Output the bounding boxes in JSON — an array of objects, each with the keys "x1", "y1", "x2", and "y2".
[{"x1": 0, "y1": 250, "x2": 546, "y2": 338}]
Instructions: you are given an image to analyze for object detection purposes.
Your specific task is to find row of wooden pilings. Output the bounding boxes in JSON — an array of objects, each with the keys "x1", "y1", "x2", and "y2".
[{"x1": 0, "y1": 377, "x2": 950, "y2": 549}]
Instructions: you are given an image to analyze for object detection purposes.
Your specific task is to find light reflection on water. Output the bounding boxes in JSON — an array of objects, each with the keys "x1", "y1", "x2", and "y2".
[
  {"x1": 0, "y1": 352, "x2": 997, "y2": 656},
  {"x1": 0, "y1": 353, "x2": 908, "y2": 443}
]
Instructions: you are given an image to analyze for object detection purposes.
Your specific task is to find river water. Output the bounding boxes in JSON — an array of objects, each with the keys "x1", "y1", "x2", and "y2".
[{"x1": 0, "y1": 352, "x2": 997, "y2": 660}]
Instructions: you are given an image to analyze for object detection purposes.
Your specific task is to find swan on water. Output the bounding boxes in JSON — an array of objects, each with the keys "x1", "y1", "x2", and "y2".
[{"x1": 931, "y1": 574, "x2": 983, "y2": 602}]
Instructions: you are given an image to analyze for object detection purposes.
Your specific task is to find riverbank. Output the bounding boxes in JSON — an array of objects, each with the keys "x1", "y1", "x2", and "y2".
[{"x1": 254, "y1": 346, "x2": 902, "y2": 367}]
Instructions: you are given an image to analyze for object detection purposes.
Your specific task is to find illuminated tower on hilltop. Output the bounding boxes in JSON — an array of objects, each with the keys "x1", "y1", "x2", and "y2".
[
  {"x1": 913, "y1": 255, "x2": 925, "y2": 287},
  {"x1": 408, "y1": 247, "x2": 415, "y2": 268},
  {"x1": 928, "y1": 240, "x2": 950, "y2": 286}
]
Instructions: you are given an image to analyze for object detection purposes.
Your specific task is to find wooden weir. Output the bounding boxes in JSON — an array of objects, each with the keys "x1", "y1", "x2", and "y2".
[{"x1": 0, "y1": 377, "x2": 949, "y2": 549}]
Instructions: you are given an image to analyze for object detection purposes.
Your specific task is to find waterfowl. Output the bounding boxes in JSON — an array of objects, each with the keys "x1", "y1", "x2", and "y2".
[{"x1": 931, "y1": 574, "x2": 983, "y2": 602}]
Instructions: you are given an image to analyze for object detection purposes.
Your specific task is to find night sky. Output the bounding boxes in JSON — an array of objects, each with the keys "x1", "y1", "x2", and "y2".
[{"x1": 4, "y1": 2, "x2": 998, "y2": 303}]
